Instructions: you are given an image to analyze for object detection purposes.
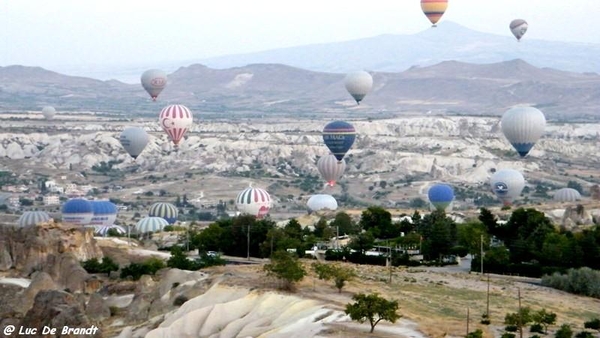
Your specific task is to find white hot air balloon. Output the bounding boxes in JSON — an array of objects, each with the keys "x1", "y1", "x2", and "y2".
[
  {"x1": 119, "y1": 127, "x2": 149, "y2": 159},
  {"x1": 307, "y1": 194, "x2": 338, "y2": 213},
  {"x1": 159, "y1": 104, "x2": 193, "y2": 147},
  {"x1": 141, "y1": 69, "x2": 167, "y2": 101},
  {"x1": 344, "y1": 71, "x2": 373, "y2": 105},
  {"x1": 236, "y1": 186, "x2": 272, "y2": 219},
  {"x1": 41, "y1": 106, "x2": 56, "y2": 120},
  {"x1": 510, "y1": 19, "x2": 528, "y2": 41},
  {"x1": 553, "y1": 188, "x2": 582, "y2": 202},
  {"x1": 317, "y1": 155, "x2": 346, "y2": 187},
  {"x1": 490, "y1": 169, "x2": 525, "y2": 206},
  {"x1": 501, "y1": 106, "x2": 546, "y2": 157}
]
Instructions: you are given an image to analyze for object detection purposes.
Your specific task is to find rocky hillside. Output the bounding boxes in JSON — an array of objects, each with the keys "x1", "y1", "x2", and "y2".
[{"x1": 2, "y1": 59, "x2": 600, "y2": 119}]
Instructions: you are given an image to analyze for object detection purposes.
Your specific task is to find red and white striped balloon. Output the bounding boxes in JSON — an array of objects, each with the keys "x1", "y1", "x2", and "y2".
[
  {"x1": 236, "y1": 186, "x2": 272, "y2": 219},
  {"x1": 159, "y1": 104, "x2": 193, "y2": 146},
  {"x1": 317, "y1": 154, "x2": 346, "y2": 187}
]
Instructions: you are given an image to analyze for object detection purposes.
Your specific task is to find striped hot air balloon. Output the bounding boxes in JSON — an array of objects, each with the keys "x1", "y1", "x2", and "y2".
[
  {"x1": 236, "y1": 186, "x2": 272, "y2": 219},
  {"x1": 62, "y1": 198, "x2": 94, "y2": 225},
  {"x1": 501, "y1": 106, "x2": 546, "y2": 157},
  {"x1": 148, "y1": 202, "x2": 178, "y2": 224},
  {"x1": 159, "y1": 104, "x2": 193, "y2": 146},
  {"x1": 421, "y1": 0, "x2": 448, "y2": 27},
  {"x1": 553, "y1": 188, "x2": 582, "y2": 202},
  {"x1": 17, "y1": 211, "x2": 51, "y2": 228},
  {"x1": 135, "y1": 217, "x2": 168, "y2": 234},
  {"x1": 94, "y1": 225, "x2": 127, "y2": 237},
  {"x1": 490, "y1": 169, "x2": 525, "y2": 206},
  {"x1": 307, "y1": 194, "x2": 338, "y2": 213},
  {"x1": 317, "y1": 154, "x2": 346, "y2": 187},
  {"x1": 427, "y1": 183, "x2": 454, "y2": 211},
  {"x1": 322, "y1": 121, "x2": 356, "y2": 162}
]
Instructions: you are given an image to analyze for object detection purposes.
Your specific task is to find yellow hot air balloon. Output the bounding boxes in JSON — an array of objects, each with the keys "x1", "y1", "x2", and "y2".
[{"x1": 421, "y1": 0, "x2": 448, "y2": 27}]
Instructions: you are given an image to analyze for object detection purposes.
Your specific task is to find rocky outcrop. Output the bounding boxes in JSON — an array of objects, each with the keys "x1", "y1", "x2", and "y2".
[
  {"x1": 562, "y1": 204, "x2": 594, "y2": 229},
  {"x1": 85, "y1": 293, "x2": 111, "y2": 323},
  {"x1": 20, "y1": 271, "x2": 59, "y2": 313},
  {"x1": 0, "y1": 222, "x2": 103, "y2": 275},
  {"x1": 19, "y1": 290, "x2": 101, "y2": 337}
]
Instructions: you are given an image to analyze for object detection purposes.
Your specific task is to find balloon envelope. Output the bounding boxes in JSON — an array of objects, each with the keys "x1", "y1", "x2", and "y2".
[
  {"x1": 344, "y1": 71, "x2": 373, "y2": 104},
  {"x1": 159, "y1": 104, "x2": 193, "y2": 146},
  {"x1": 427, "y1": 183, "x2": 454, "y2": 211},
  {"x1": 510, "y1": 19, "x2": 528, "y2": 41},
  {"x1": 421, "y1": 0, "x2": 448, "y2": 26},
  {"x1": 490, "y1": 169, "x2": 525, "y2": 206},
  {"x1": 141, "y1": 69, "x2": 167, "y2": 101},
  {"x1": 317, "y1": 155, "x2": 346, "y2": 187},
  {"x1": 501, "y1": 106, "x2": 546, "y2": 157},
  {"x1": 148, "y1": 202, "x2": 178, "y2": 224},
  {"x1": 322, "y1": 121, "x2": 356, "y2": 162},
  {"x1": 553, "y1": 188, "x2": 581, "y2": 202},
  {"x1": 90, "y1": 200, "x2": 118, "y2": 227},
  {"x1": 120, "y1": 127, "x2": 149, "y2": 159},
  {"x1": 42, "y1": 106, "x2": 56, "y2": 120},
  {"x1": 18, "y1": 211, "x2": 51, "y2": 228},
  {"x1": 62, "y1": 198, "x2": 94, "y2": 225},
  {"x1": 307, "y1": 194, "x2": 338, "y2": 213},
  {"x1": 236, "y1": 186, "x2": 272, "y2": 219}
]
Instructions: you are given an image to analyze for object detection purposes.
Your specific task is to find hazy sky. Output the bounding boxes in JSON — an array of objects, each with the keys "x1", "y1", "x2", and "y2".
[{"x1": 2, "y1": 0, "x2": 599, "y2": 70}]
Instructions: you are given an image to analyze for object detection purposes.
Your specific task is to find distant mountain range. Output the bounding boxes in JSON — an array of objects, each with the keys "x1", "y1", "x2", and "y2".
[
  {"x1": 1, "y1": 59, "x2": 599, "y2": 121},
  {"x1": 195, "y1": 21, "x2": 600, "y2": 76}
]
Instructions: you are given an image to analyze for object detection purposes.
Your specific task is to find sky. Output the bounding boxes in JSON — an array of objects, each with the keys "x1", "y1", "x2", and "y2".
[{"x1": 1, "y1": 0, "x2": 599, "y2": 74}]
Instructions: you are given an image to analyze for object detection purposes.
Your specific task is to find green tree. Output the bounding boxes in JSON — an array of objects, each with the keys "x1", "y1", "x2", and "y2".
[
  {"x1": 479, "y1": 207, "x2": 500, "y2": 238},
  {"x1": 532, "y1": 309, "x2": 557, "y2": 334},
  {"x1": 167, "y1": 246, "x2": 195, "y2": 270},
  {"x1": 419, "y1": 210, "x2": 457, "y2": 262},
  {"x1": 330, "y1": 212, "x2": 358, "y2": 235},
  {"x1": 504, "y1": 307, "x2": 532, "y2": 333},
  {"x1": 191, "y1": 223, "x2": 224, "y2": 252},
  {"x1": 556, "y1": 324, "x2": 573, "y2": 338},
  {"x1": 263, "y1": 250, "x2": 306, "y2": 291},
  {"x1": 312, "y1": 262, "x2": 356, "y2": 293},
  {"x1": 359, "y1": 206, "x2": 394, "y2": 238},
  {"x1": 457, "y1": 220, "x2": 489, "y2": 256},
  {"x1": 348, "y1": 231, "x2": 375, "y2": 255},
  {"x1": 344, "y1": 293, "x2": 401, "y2": 333}
]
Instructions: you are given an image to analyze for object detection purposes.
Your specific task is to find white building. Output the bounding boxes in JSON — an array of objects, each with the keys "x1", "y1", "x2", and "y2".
[{"x1": 43, "y1": 195, "x2": 60, "y2": 206}]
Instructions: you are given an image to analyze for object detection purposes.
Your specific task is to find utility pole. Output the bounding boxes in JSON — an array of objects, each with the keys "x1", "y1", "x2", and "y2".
[
  {"x1": 270, "y1": 230, "x2": 274, "y2": 256},
  {"x1": 480, "y1": 234, "x2": 484, "y2": 275},
  {"x1": 388, "y1": 243, "x2": 392, "y2": 284},
  {"x1": 466, "y1": 307, "x2": 470, "y2": 336},
  {"x1": 336, "y1": 226, "x2": 339, "y2": 249},
  {"x1": 247, "y1": 223, "x2": 250, "y2": 260},
  {"x1": 518, "y1": 288, "x2": 523, "y2": 338},
  {"x1": 486, "y1": 273, "x2": 491, "y2": 320}
]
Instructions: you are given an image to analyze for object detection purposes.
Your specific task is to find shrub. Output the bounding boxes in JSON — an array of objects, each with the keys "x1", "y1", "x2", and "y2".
[
  {"x1": 530, "y1": 324, "x2": 544, "y2": 334},
  {"x1": 556, "y1": 324, "x2": 573, "y2": 338},
  {"x1": 81, "y1": 257, "x2": 119, "y2": 275},
  {"x1": 501, "y1": 333, "x2": 516, "y2": 338},
  {"x1": 541, "y1": 268, "x2": 600, "y2": 299},
  {"x1": 584, "y1": 318, "x2": 600, "y2": 330},
  {"x1": 505, "y1": 325, "x2": 518, "y2": 332},
  {"x1": 575, "y1": 332, "x2": 594, "y2": 338},
  {"x1": 120, "y1": 258, "x2": 165, "y2": 281},
  {"x1": 173, "y1": 295, "x2": 188, "y2": 306},
  {"x1": 466, "y1": 329, "x2": 483, "y2": 338}
]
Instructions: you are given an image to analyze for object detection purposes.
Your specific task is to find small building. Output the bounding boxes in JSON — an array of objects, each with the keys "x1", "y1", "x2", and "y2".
[{"x1": 43, "y1": 195, "x2": 60, "y2": 206}]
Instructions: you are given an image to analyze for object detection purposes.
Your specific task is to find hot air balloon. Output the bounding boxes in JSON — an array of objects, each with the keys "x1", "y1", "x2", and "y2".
[
  {"x1": 501, "y1": 106, "x2": 546, "y2": 157},
  {"x1": 135, "y1": 216, "x2": 168, "y2": 234},
  {"x1": 421, "y1": 0, "x2": 448, "y2": 27},
  {"x1": 94, "y1": 225, "x2": 127, "y2": 237},
  {"x1": 322, "y1": 121, "x2": 356, "y2": 162},
  {"x1": 344, "y1": 71, "x2": 373, "y2": 105},
  {"x1": 490, "y1": 169, "x2": 525, "y2": 206},
  {"x1": 41, "y1": 106, "x2": 56, "y2": 120},
  {"x1": 159, "y1": 104, "x2": 193, "y2": 147},
  {"x1": 17, "y1": 211, "x2": 51, "y2": 228},
  {"x1": 148, "y1": 202, "x2": 178, "y2": 224},
  {"x1": 317, "y1": 154, "x2": 346, "y2": 187},
  {"x1": 553, "y1": 188, "x2": 581, "y2": 202},
  {"x1": 141, "y1": 69, "x2": 167, "y2": 101},
  {"x1": 307, "y1": 194, "x2": 338, "y2": 213},
  {"x1": 236, "y1": 186, "x2": 272, "y2": 219},
  {"x1": 61, "y1": 198, "x2": 94, "y2": 225},
  {"x1": 510, "y1": 19, "x2": 528, "y2": 41},
  {"x1": 120, "y1": 127, "x2": 149, "y2": 159},
  {"x1": 427, "y1": 183, "x2": 454, "y2": 211},
  {"x1": 89, "y1": 200, "x2": 118, "y2": 227}
]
